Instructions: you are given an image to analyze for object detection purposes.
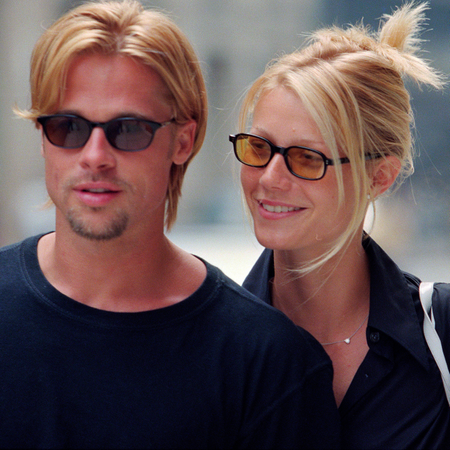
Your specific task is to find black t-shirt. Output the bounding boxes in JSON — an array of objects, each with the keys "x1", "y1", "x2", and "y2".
[
  {"x1": 244, "y1": 237, "x2": 450, "y2": 449},
  {"x1": 0, "y1": 234, "x2": 340, "y2": 449}
]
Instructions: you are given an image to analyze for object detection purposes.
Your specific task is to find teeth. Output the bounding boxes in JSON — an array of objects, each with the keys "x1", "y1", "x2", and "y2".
[{"x1": 262, "y1": 203, "x2": 300, "y2": 213}]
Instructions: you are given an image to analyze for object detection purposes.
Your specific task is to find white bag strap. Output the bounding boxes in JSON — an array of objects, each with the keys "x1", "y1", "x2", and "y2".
[{"x1": 419, "y1": 282, "x2": 450, "y2": 406}]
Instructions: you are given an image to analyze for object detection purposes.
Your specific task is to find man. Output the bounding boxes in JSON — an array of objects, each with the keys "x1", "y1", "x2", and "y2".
[{"x1": 0, "y1": 1, "x2": 339, "y2": 448}]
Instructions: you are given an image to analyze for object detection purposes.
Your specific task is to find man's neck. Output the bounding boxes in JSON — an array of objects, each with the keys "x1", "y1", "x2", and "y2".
[{"x1": 37, "y1": 231, "x2": 206, "y2": 312}]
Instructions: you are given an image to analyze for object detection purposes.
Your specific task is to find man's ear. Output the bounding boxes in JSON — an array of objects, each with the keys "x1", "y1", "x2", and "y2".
[
  {"x1": 171, "y1": 120, "x2": 197, "y2": 165},
  {"x1": 370, "y1": 155, "x2": 402, "y2": 197},
  {"x1": 40, "y1": 128, "x2": 45, "y2": 158}
]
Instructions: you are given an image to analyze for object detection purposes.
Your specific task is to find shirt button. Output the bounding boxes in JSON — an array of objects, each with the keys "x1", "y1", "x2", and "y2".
[{"x1": 369, "y1": 332, "x2": 380, "y2": 343}]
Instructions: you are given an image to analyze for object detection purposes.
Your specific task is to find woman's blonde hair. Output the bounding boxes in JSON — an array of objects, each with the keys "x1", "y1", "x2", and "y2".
[
  {"x1": 17, "y1": 0, "x2": 207, "y2": 230},
  {"x1": 239, "y1": 1, "x2": 444, "y2": 274}
]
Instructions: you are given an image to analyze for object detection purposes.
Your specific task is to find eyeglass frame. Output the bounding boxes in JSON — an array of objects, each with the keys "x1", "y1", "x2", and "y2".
[
  {"x1": 37, "y1": 113, "x2": 175, "y2": 152},
  {"x1": 229, "y1": 133, "x2": 381, "y2": 181}
]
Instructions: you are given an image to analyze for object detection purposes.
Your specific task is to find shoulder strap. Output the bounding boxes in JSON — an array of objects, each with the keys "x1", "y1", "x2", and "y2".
[{"x1": 419, "y1": 282, "x2": 450, "y2": 406}]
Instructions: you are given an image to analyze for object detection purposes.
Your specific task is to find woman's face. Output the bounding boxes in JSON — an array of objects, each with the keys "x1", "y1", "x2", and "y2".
[{"x1": 240, "y1": 87, "x2": 356, "y2": 256}]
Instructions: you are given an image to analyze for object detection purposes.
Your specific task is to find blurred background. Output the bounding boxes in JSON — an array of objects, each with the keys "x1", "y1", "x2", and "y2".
[{"x1": 0, "y1": 0, "x2": 449, "y2": 283}]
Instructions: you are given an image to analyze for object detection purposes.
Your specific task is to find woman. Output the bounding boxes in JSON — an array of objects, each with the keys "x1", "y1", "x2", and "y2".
[{"x1": 230, "y1": 2, "x2": 450, "y2": 449}]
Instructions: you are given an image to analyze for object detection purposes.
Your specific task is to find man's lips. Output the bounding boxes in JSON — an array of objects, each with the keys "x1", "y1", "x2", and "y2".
[
  {"x1": 73, "y1": 183, "x2": 122, "y2": 207},
  {"x1": 74, "y1": 182, "x2": 121, "y2": 194},
  {"x1": 77, "y1": 188, "x2": 118, "y2": 193}
]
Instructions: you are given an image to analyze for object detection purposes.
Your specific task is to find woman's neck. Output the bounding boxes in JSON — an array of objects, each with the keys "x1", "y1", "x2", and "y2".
[
  {"x1": 271, "y1": 237, "x2": 371, "y2": 406},
  {"x1": 271, "y1": 237, "x2": 371, "y2": 342}
]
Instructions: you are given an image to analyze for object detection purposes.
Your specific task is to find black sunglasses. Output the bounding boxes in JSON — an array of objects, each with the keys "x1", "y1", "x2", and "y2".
[
  {"x1": 37, "y1": 114, "x2": 174, "y2": 152},
  {"x1": 230, "y1": 133, "x2": 379, "y2": 181}
]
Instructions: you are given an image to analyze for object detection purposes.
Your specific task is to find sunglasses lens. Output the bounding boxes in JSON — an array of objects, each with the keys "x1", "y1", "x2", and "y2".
[
  {"x1": 43, "y1": 116, "x2": 90, "y2": 148},
  {"x1": 234, "y1": 134, "x2": 325, "y2": 180},
  {"x1": 235, "y1": 135, "x2": 271, "y2": 167},
  {"x1": 107, "y1": 119, "x2": 154, "y2": 151},
  {"x1": 287, "y1": 147, "x2": 325, "y2": 180}
]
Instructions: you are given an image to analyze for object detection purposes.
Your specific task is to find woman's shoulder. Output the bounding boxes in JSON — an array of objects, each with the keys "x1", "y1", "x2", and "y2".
[
  {"x1": 419, "y1": 281, "x2": 450, "y2": 348},
  {"x1": 431, "y1": 282, "x2": 450, "y2": 314},
  {"x1": 402, "y1": 271, "x2": 450, "y2": 320}
]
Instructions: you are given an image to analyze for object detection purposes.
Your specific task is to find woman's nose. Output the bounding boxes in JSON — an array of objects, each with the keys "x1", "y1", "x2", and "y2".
[{"x1": 259, "y1": 154, "x2": 291, "y2": 190}]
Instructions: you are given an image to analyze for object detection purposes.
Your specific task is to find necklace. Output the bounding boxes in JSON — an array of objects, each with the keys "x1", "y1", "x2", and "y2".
[{"x1": 320, "y1": 314, "x2": 369, "y2": 346}]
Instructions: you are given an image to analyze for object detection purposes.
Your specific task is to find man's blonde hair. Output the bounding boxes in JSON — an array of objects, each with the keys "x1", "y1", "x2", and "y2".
[{"x1": 18, "y1": 0, "x2": 207, "y2": 230}]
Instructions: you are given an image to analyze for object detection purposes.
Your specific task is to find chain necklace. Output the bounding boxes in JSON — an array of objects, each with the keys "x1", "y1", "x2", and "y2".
[{"x1": 320, "y1": 314, "x2": 369, "y2": 346}]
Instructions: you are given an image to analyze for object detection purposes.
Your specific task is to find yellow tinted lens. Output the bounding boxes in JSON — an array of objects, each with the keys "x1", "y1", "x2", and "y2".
[
  {"x1": 237, "y1": 136, "x2": 271, "y2": 166},
  {"x1": 287, "y1": 147, "x2": 324, "y2": 179}
]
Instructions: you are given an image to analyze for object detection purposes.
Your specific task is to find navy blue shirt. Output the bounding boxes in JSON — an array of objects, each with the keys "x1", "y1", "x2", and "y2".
[
  {"x1": 0, "y1": 234, "x2": 340, "y2": 449},
  {"x1": 244, "y1": 237, "x2": 450, "y2": 449}
]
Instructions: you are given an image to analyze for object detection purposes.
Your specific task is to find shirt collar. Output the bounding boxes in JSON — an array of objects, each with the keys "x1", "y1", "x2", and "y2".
[
  {"x1": 243, "y1": 238, "x2": 429, "y2": 369},
  {"x1": 364, "y1": 237, "x2": 429, "y2": 368}
]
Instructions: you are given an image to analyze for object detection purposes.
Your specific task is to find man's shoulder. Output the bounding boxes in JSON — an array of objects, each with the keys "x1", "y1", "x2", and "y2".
[
  {"x1": 0, "y1": 239, "x2": 24, "y2": 267},
  {"x1": 0, "y1": 240, "x2": 22, "y2": 256},
  {"x1": 202, "y1": 258, "x2": 281, "y2": 317},
  {"x1": 0, "y1": 235, "x2": 40, "y2": 261},
  {"x1": 202, "y1": 260, "x2": 331, "y2": 369},
  {"x1": 0, "y1": 234, "x2": 41, "y2": 252},
  {"x1": 0, "y1": 235, "x2": 41, "y2": 284}
]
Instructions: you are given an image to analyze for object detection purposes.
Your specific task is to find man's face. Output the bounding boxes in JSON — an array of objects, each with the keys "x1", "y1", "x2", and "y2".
[{"x1": 40, "y1": 54, "x2": 194, "y2": 241}]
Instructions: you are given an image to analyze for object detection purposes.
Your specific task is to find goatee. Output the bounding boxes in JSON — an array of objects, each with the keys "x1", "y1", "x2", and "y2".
[{"x1": 67, "y1": 207, "x2": 129, "y2": 241}]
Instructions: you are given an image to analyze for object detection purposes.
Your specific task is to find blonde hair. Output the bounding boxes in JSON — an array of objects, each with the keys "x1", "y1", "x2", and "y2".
[
  {"x1": 239, "y1": 2, "x2": 444, "y2": 274},
  {"x1": 17, "y1": 0, "x2": 207, "y2": 230}
]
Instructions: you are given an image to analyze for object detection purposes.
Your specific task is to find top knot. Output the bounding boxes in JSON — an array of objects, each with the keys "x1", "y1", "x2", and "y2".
[{"x1": 305, "y1": 1, "x2": 444, "y2": 89}]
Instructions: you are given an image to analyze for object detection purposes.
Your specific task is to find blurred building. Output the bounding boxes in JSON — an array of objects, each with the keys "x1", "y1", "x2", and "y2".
[{"x1": 0, "y1": 0, "x2": 449, "y2": 281}]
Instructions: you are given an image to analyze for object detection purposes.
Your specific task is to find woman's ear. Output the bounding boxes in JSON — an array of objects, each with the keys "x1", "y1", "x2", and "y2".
[
  {"x1": 171, "y1": 120, "x2": 197, "y2": 165},
  {"x1": 370, "y1": 155, "x2": 402, "y2": 197}
]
